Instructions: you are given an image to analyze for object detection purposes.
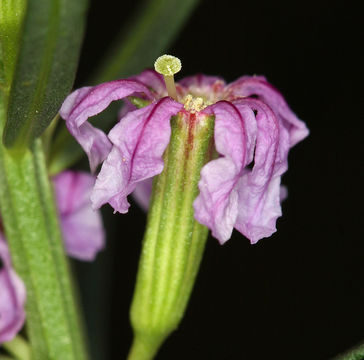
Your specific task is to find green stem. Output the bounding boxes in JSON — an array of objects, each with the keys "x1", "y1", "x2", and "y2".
[
  {"x1": 332, "y1": 341, "x2": 364, "y2": 360},
  {"x1": 127, "y1": 335, "x2": 162, "y2": 360},
  {"x1": 0, "y1": 95, "x2": 87, "y2": 360},
  {"x1": 128, "y1": 112, "x2": 214, "y2": 360},
  {"x1": 2, "y1": 336, "x2": 31, "y2": 360}
]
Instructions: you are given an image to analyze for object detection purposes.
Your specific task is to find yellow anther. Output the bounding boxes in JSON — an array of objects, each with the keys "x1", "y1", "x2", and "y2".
[
  {"x1": 194, "y1": 97, "x2": 204, "y2": 110},
  {"x1": 184, "y1": 94, "x2": 193, "y2": 109},
  {"x1": 183, "y1": 95, "x2": 209, "y2": 113}
]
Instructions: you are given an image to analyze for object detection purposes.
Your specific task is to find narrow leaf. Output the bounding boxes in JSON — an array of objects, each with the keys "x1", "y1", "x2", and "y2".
[
  {"x1": 2, "y1": 0, "x2": 88, "y2": 149},
  {"x1": 0, "y1": 0, "x2": 27, "y2": 90}
]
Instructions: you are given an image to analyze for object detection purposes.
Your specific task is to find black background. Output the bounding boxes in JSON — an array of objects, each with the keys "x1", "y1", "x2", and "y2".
[{"x1": 74, "y1": 0, "x2": 363, "y2": 359}]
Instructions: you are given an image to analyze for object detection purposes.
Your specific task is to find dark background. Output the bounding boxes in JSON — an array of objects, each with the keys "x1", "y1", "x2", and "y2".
[{"x1": 74, "y1": 0, "x2": 363, "y2": 359}]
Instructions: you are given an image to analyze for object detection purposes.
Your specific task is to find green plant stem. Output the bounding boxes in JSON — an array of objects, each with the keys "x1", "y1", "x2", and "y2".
[
  {"x1": 332, "y1": 341, "x2": 364, "y2": 360},
  {"x1": 2, "y1": 336, "x2": 31, "y2": 360},
  {"x1": 0, "y1": 95, "x2": 87, "y2": 360},
  {"x1": 128, "y1": 112, "x2": 214, "y2": 360}
]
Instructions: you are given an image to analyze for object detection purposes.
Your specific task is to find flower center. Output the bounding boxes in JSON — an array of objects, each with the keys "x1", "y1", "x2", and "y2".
[{"x1": 183, "y1": 94, "x2": 211, "y2": 113}]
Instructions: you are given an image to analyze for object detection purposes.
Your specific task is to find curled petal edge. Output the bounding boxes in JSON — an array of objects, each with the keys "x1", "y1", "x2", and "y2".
[
  {"x1": 233, "y1": 98, "x2": 283, "y2": 244},
  {"x1": 91, "y1": 97, "x2": 183, "y2": 213},
  {"x1": 225, "y1": 76, "x2": 309, "y2": 147},
  {"x1": 60, "y1": 80, "x2": 154, "y2": 172},
  {"x1": 194, "y1": 101, "x2": 257, "y2": 244}
]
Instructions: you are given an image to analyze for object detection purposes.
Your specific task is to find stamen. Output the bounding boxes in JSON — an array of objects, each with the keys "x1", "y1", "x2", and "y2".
[
  {"x1": 183, "y1": 94, "x2": 211, "y2": 113},
  {"x1": 154, "y1": 54, "x2": 181, "y2": 101}
]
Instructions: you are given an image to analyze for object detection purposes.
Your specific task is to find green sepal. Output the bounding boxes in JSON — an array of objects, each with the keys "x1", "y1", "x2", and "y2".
[
  {"x1": 128, "y1": 96, "x2": 151, "y2": 109},
  {"x1": 128, "y1": 112, "x2": 215, "y2": 360},
  {"x1": 2, "y1": 0, "x2": 88, "y2": 150}
]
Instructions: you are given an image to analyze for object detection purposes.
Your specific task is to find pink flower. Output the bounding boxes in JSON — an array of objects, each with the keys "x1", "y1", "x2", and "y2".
[
  {"x1": 53, "y1": 171, "x2": 105, "y2": 261},
  {"x1": 0, "y1": 234, "x2": 26, "y2": 344},
  {"x1": 60, "y1": 68, "x2": 308, "y2": 244}
]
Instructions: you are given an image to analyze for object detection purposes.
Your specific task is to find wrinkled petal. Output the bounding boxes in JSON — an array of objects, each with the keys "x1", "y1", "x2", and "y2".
[
  {"x1": 225, "y1": 76, "x2": 309, "y2": 147},
  {"x1": 53, "y1": 171, "x2": 105, "y2": 261},
  {"x1": 60, "y1": 80, "x2": 153, "y2": 172},
  {"x1": 232, "y1": 98, "x2": 285, "y2": 243},
  {"x1": 178, "y1": 74, "x2": 226, "y2": 102},
  {"x1": 119, "y1": 71, "x2": 166, "y2": 119},
  {"x1": 132, "y1": 178, "x2": 153, "y2": 212},
  {"x1": 194, "y1": 101, "x2": 257, "y2": 243},
  {"x1": 0, "y1": 234, "x2": 26, "y2": 344},
  {"x1": 131, "y1": 69, "x2": 166, "y2": 97},
  {"x1": 179, "y1": 74, "x2": 225, "y2": 89},
  {"x1": 91, "y1": 98, "x2": 183, "y2": 213}
]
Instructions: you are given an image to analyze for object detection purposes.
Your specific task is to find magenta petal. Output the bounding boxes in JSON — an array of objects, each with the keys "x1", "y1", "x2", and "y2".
[
  {"x1": 53, "y1": 171, "x2": 105, "y2": 261},
  {"x1": 226, "y1": 76, "x2": 309, "y2": 147},
  {"x1": 179, "y1": 74, "x2": 226, "y2": 89},
  {"x1": 132, "y1": 178, "x2": 153, "y2": 212},
  {"x1": 60, "y1": 80, "x2": 154, "y2": 172},
  {"x1": 178, "y1": 74, "x2": 226, "y2": 101},
  {"x1": 91, "y1": 98, "x2": 183, "y2": 213},
  {"x1": 131, "y1": 69, "x2": 166, "y2": 97},
  {"x1": 233, "y1": 99, "x2": 285, "y2": 244},
  {"x1": 0, "y1": 234, "x2": 26, "y2": 344},
  {"x1": 194, "y1": 101, "x2": 257, "y2": 244}
]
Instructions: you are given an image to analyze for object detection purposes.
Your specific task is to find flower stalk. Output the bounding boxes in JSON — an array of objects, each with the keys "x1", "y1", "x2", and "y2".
[{"x1": 128, "y1": 111, "x2": 215, "y2": 360}]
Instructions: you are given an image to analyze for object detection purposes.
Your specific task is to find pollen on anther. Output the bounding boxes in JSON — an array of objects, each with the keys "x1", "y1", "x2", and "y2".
[
  {"x1": 154, "y1": 55, "x2": 182, "y2": 76},
  {"x1": 183, "y1": 94, "x2": 210, "y2": 113}
]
